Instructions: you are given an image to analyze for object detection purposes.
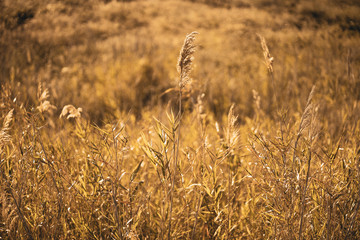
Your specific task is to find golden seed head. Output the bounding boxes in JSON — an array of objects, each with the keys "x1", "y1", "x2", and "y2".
[
  {"x1": 177, "y1": 31, "x2": 198, "y2": 89},
  {"x1": 60, "y1": 105, "x2": 83, "y2": 119}
]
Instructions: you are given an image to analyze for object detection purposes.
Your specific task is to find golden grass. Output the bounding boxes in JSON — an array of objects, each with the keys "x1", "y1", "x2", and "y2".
[{"x1": 1, "y1": 0, "x2": 360, "y2": 239}]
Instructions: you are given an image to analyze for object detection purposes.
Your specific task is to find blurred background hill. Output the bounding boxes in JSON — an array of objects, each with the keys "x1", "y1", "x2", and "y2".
[{"x1": 1, "y1": 0, "x2": 359, "y2": 124}]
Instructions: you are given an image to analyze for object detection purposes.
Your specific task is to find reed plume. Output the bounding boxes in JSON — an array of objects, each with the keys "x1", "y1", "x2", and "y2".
[
  {"x1": 298, "y1": 85, "x2": 317, "y2": 240},
  {"x1": 60, "y1": 105, "x2": 82, "y2": 119},
  {"x1": 177, "y1": 31, "x2": 198, "y2": 89},
  {"x1": 0, "y1": 109, "x2": 14, "y2": 148},
  {"x1": 298, "y1": 85, "x2": 316, "y2": 136},
  {"x1": 168, "y1": 31, "x2": 198, "y2": 239},
  {"x1": 257, "y1": 34, "x2": 274, "y2": 73},
  {"x1": 292, "y1": 85, "x2": 316, "y2": 165},
  {"x1": 37, "y1": 83, "x2": 56, "y2": 113},
  {"x1": 226, "y1": 104, "x2": 239, "y2": 149}
]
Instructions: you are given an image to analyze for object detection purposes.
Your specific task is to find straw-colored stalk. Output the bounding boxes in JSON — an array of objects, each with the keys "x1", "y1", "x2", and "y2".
[{"x1": 169, "y1": 31, "x2": 198, "y2": 239}]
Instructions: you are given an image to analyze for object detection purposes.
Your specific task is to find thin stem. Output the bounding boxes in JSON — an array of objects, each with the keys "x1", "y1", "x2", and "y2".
[
  {"x1": 191, "y1": 193, "x2": 202, "y2": 240},
  {"x1": 299, "y1": 149, "x2": 312, "y2": 240},
  {"x1": 168, "y1": 87, "x2": 182, "y2": 239},
  {"x1": 8, "y1": 183, "x2": 34, "y2": 240},
  {"x1": 112, "y1": 129, "x2": 121, "y2": 237},
  {"x1": 227, "y1": 158, "x2": 232, "y2": 239}
]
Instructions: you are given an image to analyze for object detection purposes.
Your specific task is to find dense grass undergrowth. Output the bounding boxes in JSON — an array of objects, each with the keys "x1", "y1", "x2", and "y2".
[{"x1": 1, "y1": 0, "x2": 360, "y2": 239}]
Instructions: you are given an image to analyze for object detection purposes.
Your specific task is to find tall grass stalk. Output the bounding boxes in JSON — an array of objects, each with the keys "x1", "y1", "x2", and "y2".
[
  {"x1": 292, "y1": 86, "x2": 316, "y2": 168},
  {"x1": 168, "y1": 31, "x2": 198, "y2": 239}
]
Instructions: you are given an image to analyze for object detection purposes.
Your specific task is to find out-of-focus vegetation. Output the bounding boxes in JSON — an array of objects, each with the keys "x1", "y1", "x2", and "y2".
[{"x1": 1, "y1": 0, "x2": 360, "y2": 239}]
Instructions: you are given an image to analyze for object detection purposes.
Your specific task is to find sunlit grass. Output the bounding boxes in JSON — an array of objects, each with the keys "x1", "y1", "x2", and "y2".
[{"x1": 1, "y1": 0, "x2": 360, "y2": 239}]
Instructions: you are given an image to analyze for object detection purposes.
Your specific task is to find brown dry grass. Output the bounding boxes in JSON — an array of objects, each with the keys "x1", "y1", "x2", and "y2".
[{"x1": 1, "y1": 0, "x2": 360, "y2": 239}]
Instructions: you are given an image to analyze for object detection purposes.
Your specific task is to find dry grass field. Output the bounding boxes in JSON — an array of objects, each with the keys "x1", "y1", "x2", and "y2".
[{"x1": 1, "y1": 0, "x2": 360, "y2": 239}]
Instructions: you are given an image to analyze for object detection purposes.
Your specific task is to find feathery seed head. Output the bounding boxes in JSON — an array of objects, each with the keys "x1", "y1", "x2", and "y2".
[
  {"x1": 39, "y1": 89, "x2": 50, "y2": 102},
  {"x1": 0, "y1": 109, "x2": 14, "y2": 147},
  {"x1": 226, "y1": 104, "x2": 240, "y2": 149},
  {"x1": 37, "y1": 83, "x2": 56, "y2": 113},
  {"x1": 257, "y1": 34, "x2": 274, "y2": 73},
  {"x1": 37, "y1": 100, "x2": 57, "y2": 113},
  {"x1": 177, "y1": 31, "x2": 198, "y2": 89},
  {"x1": 298, "y1": 85, "x2": 316, "y2": 136},
  {"x1": 60, "y1": 105, "x2": 82, "y2": 119},
  {"x1": 2, "y1": 109, "x2": 13, "y2": 130}
]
